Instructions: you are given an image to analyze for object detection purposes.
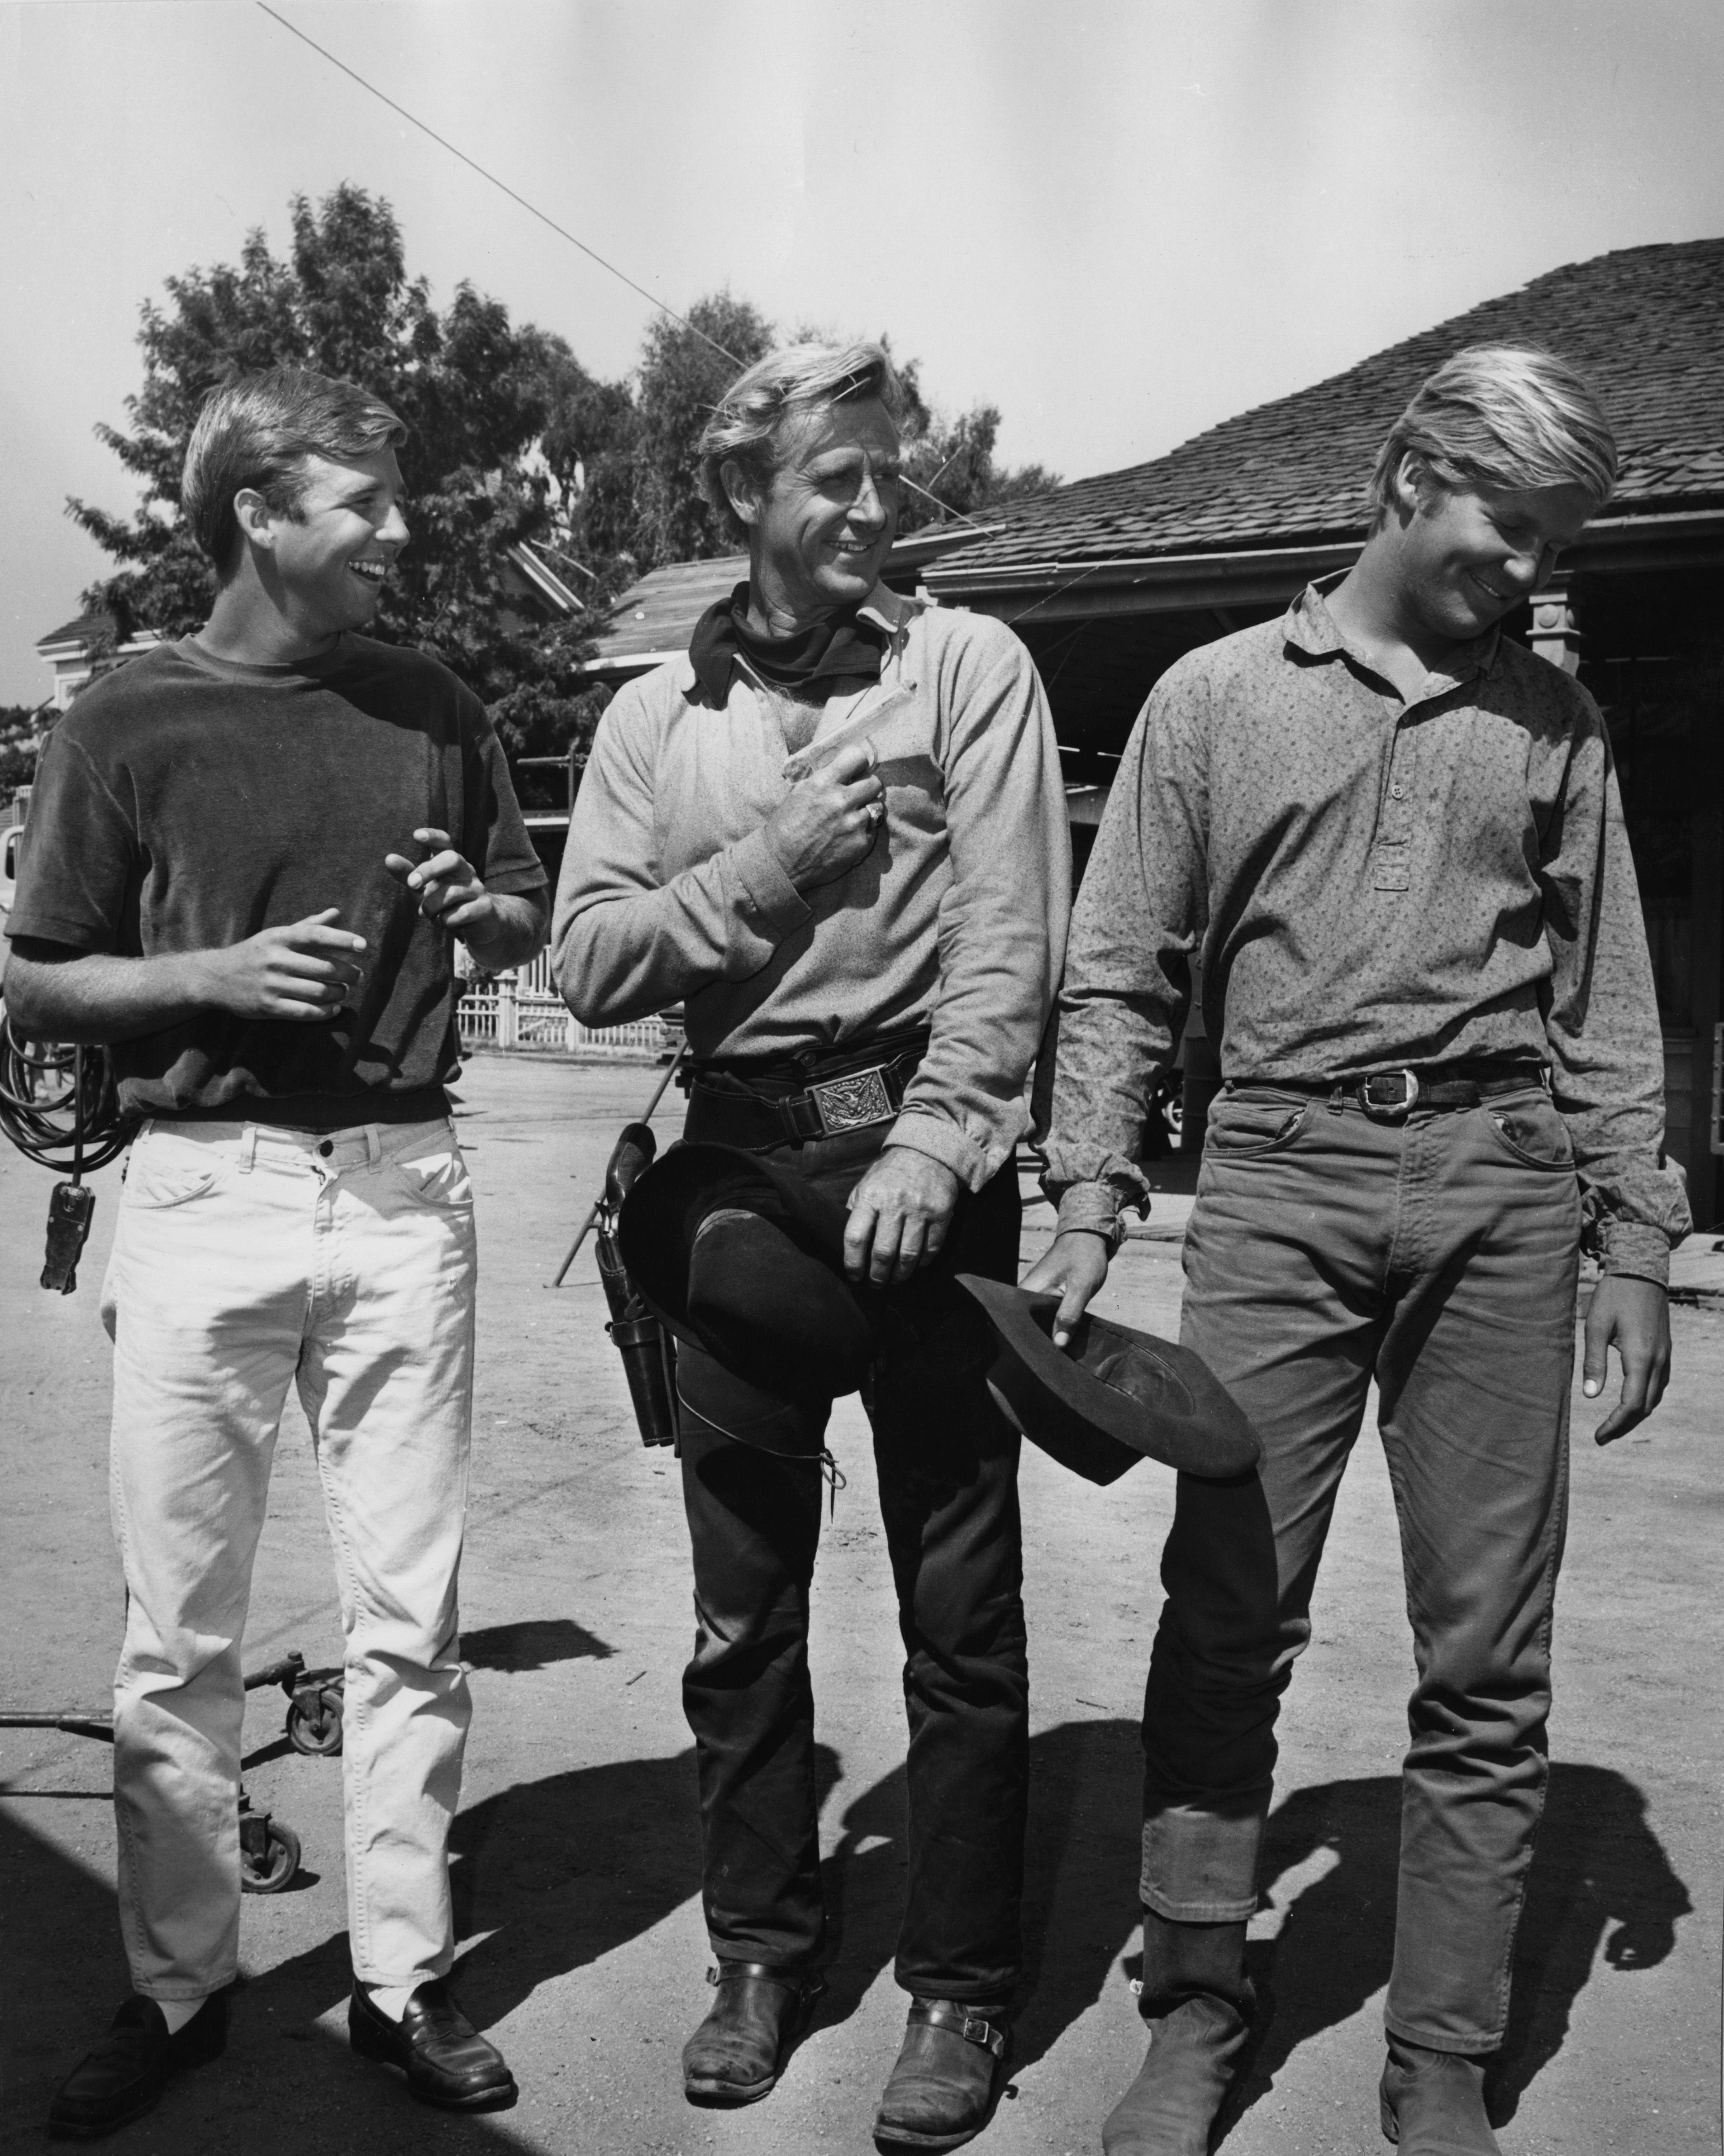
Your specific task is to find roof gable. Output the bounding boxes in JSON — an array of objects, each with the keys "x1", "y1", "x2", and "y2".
[{"x1": 928, "y1": 237, "x2": 1724, "y2": 577}]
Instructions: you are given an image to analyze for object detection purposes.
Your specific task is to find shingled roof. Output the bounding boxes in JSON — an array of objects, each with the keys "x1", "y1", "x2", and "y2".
[
  {"x1": 925, "y1": 237, "x2": 1724, "y2": 582},
  {"x1": 35, "y1": 610, "x2": 115, "y2": 653}
]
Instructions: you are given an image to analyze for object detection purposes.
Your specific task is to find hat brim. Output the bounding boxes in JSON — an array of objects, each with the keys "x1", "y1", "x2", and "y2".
[
  {"x1": 618, "y1": 1143, "x2": 874, "y2": 1405},
  {"x1": 956, "y1": 1275, "x2": 1262, "y2": 1482}
]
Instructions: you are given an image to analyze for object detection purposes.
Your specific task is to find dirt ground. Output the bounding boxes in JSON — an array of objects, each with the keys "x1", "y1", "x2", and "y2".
[{"x1": 2, "y1": 1051, "x2": 1720, "y2": 2156}]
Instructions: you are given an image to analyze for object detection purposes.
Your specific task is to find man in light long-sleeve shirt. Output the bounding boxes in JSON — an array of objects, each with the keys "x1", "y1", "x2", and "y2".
[
  {"x1": 553, "y1": 339, "x2": 1068, "y2": 2151},
  {"x1": 1028, "y1": 347, "x2": 1687, "y2": 2156}
]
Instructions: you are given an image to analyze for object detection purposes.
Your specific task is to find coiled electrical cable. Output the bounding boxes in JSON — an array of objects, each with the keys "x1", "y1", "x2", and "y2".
[{"x1": 0, "y1": 1009, "x2": 133, "y2": 1174}]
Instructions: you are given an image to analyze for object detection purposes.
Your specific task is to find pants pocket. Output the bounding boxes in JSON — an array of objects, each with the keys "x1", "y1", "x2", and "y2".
[
  {"x1": 386, "y1": 1143, "x2": 474, "y2": 1210},
  {"x1": 1202, "y1": 1092, "x2": 1311, "y2": 1159},
  {"x1": 1483, "y1": 1095, "x2": 1576, "y2": 1171}
]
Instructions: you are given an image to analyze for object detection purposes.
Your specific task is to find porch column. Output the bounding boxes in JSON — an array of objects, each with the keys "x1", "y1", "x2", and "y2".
[{"x1": 1529, "y1": 578, "x2": 1582, "y2": 674}]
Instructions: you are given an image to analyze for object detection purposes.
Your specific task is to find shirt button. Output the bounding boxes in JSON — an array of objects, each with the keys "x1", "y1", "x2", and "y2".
[
  {"x1": 1390, "y1": 783, "x2": 1405, "y2": 800},
  {"x1": 318, "y1": 1140, "x2": 334, "y2": 1158}
]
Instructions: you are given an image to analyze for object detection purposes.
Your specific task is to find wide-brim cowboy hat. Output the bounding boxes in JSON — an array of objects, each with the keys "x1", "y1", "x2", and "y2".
[
  {"x1": 953, "y1": 1274, "x2": 1262, "y2": 1484},
  {"x1": 618, "y1": 1142, "x2": 878, "y2": 1410},
  {"x1": 619, "y1": 1142, "x2": 1261, "y2": 1484}
]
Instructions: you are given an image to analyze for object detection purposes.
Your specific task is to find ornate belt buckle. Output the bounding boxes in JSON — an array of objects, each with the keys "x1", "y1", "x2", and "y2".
[
  {"x1": 809, "y1": 1065, "x2": 894, "y2": 1136},
  {"x1": 1361, "y1": 1069, "x2": 1419, "y2": 1122}
]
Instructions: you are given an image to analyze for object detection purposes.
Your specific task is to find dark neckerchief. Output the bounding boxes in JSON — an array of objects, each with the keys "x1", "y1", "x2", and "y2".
[{"x1": 688, "y1": 582, "x2": 888, "y2": 706}]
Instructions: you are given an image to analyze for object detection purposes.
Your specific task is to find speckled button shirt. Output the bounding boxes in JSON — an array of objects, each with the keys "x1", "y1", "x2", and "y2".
[{"x1": 1042, "y1": 582, "x2": 1690, "y2": 1283}]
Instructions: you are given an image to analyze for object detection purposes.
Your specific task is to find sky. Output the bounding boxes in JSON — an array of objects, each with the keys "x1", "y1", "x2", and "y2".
[{"x1": 2, "y1": 0, "x2": 1721, "y2": 706}]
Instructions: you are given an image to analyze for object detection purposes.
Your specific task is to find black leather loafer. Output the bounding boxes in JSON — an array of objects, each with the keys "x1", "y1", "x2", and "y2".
[
  {"x1": 873, "y1": 1998, "x2": 1011, "y2": 2151},
  {"x1": 48, "y1": 1990, "x2": 229, "y2": 2141},
  {"x1": 348, "y1": 1980, "x2": 517, "y2": 2112},
  {"x1": 682, "y1": 1960, "x2": 826, "y2": 2106}
]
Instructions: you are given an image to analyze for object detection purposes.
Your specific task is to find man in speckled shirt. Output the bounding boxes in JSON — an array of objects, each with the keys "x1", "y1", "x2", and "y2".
[{"x1": 1027, "y1": 347, "x2": 1689, "y2": 2156}]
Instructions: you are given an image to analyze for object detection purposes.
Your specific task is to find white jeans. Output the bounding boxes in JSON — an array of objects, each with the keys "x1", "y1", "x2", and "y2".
[{"x1": 100, "y1": 1115, "x2": 477, "y2": 2000}]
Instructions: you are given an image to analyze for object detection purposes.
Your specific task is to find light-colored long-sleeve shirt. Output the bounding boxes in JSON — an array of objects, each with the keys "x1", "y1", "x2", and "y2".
[
  {"x1": 553, "y1": 584, "x2": 1071, "y2": 1191},
  {"x1": 1043, "y1": 582, "x2": 1690, "y2": 1284}
]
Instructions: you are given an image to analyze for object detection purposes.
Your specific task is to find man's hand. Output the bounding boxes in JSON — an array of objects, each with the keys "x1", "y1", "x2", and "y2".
[
  {"x1": 1583, "y1": 1273, "x2": 1672, "y2": 1445},
  {"x1": 1019, "y1": 1229, "x2": 1111, "y2": 1348},
  {"x1": 764, "y1": 742, "x2": 885, "y2": 892},
  {"x1": 843, "y1": 1145, "x2": 961, "y2": 1286},
  {"x1": 199, "y1": 909, "x2": 367, "y2": 1022},
  {"x1": 386, "y1": 827, "x2": 499, "y2": 939}
]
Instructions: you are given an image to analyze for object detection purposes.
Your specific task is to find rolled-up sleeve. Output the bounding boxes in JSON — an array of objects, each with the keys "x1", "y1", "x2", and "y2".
[
  {"x1": 887, "y1": 622, "x2": 1071, "y2": 1190},
  {"x1": 552, "y1": 684, "x2": 811, "y2": 1026},
  {"x1": 1541, "y1": 704, "x2": 1691, "y2": 1283},
  {"x1": 1041, "y1": 662, "x2": 1210, "y2": 1233}
]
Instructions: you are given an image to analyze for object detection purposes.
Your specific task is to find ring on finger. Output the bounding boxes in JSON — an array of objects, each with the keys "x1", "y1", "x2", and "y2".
[{"x1": 863, "y1": 800, "x2": 885, "y2": 825}]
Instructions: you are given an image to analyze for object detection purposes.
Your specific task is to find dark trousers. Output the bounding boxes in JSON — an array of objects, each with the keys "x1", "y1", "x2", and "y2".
[
  {"x1": 676, "y1": 1107, "x2": 1028, "y2": 2002},
  {"x1": 1143, "y1": 1081, "x2": 1579, "y2": 2052}
]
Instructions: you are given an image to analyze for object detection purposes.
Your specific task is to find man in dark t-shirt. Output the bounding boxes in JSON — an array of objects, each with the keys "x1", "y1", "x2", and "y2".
[{"x1": 8, "y1": 367, "x2": 548, "y2": 2137}]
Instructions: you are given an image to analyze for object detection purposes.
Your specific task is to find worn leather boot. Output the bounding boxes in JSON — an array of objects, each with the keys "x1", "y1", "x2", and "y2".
[
  {"x1": 1101, "y1": 1911, "x2": 1255, "y2": 2156},
  {"x1": 681, "y1": 1961, "x2": 826, "y2": 2106},
  {"x1": 873, "y1": 1998, "x2": 1011, "y2": 2151},
  {"x1": 1379, "y1": 2037, "x2": 1500, "y2": 2154}
]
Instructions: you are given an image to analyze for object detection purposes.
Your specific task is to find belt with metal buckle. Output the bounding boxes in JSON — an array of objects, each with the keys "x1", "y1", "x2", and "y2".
[
  {"x1": 1253, "y1": 1062, "x2": 1548, "y2": 1123},
  {"x1": 687, "y1": 1035, "x2": 929, "y2": 1149}
]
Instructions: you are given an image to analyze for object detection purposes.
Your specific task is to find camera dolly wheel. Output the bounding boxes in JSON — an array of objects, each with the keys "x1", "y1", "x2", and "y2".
[
  {"x1": 285, "y1": 1681, "x2": 344, "y2": 1757},
  {"x1": 250, "y1": 1647, "x2": 345, "y2": 1758},
  {"x1": 238, "y1": 1790, "x2": 302, "y2": 1895}
]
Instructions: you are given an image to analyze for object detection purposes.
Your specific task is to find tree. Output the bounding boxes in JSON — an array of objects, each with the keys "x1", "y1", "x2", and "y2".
[
  {"x1": 0, "y1": 707, "x2": 43, "y2": 795},
  {"x1": 629, "y1": 294, "x2": 775, "y2": 565},
  {"x1": 71, "y1": 185, "x2": 621, "y2": 787},
  {"x1": 898, "y1": 397, "x2": 1061, "y2": 535},
  {"x1": 73, "y1": 191, "x2": 1057, "y2": 802}
]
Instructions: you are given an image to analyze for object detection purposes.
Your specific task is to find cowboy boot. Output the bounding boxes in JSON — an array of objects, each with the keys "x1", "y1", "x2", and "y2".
[
  {"x1": 873, "y1": 1998, "x2": 1012, "y2": 2151},
  {"x1": 681, "y1": 1961, "x2": 825, "y2": 2106},
  {"x1": 1379, "y1": 2037, "x2": 1500, "y2": 2154},
  {"x1": 1101, "y1": 1911, "x2": 1255, "y2": 2156}
]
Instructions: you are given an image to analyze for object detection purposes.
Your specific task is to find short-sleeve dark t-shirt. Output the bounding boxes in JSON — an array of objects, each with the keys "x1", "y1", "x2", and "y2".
[{"x1": 10, "y1": 633, "x2": 547, "y2": 1125}]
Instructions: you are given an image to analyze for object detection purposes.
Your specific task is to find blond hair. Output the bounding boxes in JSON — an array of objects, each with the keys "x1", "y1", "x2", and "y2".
[
  {"x1": 1368, "y1": 345, "x2": 1617, "y2": 525},
  {"x1": 699, "y1": 341, "x2": 905, "y2": 543}
]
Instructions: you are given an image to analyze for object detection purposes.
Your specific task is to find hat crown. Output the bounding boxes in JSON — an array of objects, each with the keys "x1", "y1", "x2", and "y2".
[{"x1": 1085, "y1": 1339, "x2": 1197, "y2": 1421}]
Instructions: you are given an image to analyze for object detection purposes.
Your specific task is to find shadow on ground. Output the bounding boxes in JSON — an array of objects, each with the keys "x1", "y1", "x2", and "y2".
[
  {"x1": 1, "y1": 1728, "x2": 1690, "y2": 2150},
  {"x1": 1210, "y1": 1760, "x2": 1692, "y2": 2143},
  {"x1": 813, "y1": 1716, "x2": 1152, "y2": 2069},
  {"x1": 460, "y1": 1620, "x2": 616, "y2": 1672}
]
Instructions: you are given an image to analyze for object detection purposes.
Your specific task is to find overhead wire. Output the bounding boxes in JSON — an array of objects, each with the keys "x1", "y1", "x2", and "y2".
[
  {"x1": 253, "y1": 2, "x2": 995, "y2": 535},
  {"x1": 254, "y1": 4, "x2": 740, "y2": 369}
]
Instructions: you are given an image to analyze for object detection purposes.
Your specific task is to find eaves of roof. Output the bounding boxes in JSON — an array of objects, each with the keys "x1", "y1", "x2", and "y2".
[
  {"x1": 35, "y1": 611, "x2": 113, "y2": 653},
  {"x1": 925, "y1": 237, "x2": 1724, "y2": 593},
  {"x1": 503, "y1": 542, "x2": 588, "y2": 617},
  {"x1": 927, "y1": 508, "x2": 1724, "y2": 624}
]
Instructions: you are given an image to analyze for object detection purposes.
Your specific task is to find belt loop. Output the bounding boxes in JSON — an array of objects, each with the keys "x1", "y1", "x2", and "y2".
[
  {"x1": 366, "y1": 1124, "x2": 382, "y2": 1167},
  {"x1": 238, "y1": 1125, "x2": 257, "y2": 1173}
]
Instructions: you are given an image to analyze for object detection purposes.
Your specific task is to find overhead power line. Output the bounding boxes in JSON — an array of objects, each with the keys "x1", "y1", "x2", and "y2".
[
  {"x1": 254, "y1": 2, "x2": 995, "y2": 536},
  {"x1": 254, "y1": 3, "x2": 742, "y2": 367}
]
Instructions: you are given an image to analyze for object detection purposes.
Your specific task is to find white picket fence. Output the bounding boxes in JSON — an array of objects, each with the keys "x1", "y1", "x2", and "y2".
[{"x1": 458, "y1": 952, "x2": 681, "y2": 1061}]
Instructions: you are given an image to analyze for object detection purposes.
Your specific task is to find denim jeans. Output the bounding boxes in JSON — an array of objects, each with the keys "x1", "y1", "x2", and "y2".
[
  {"x1": 1141, "y1": 1080, "x2": 1580, "y2": 2052},
  {"x1": 675, "y1": 1108, "x2": 1029, "y2": 2002},
  {"x1": 100, "y1": 1116, "x2": 476, "y2": 2000}
]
